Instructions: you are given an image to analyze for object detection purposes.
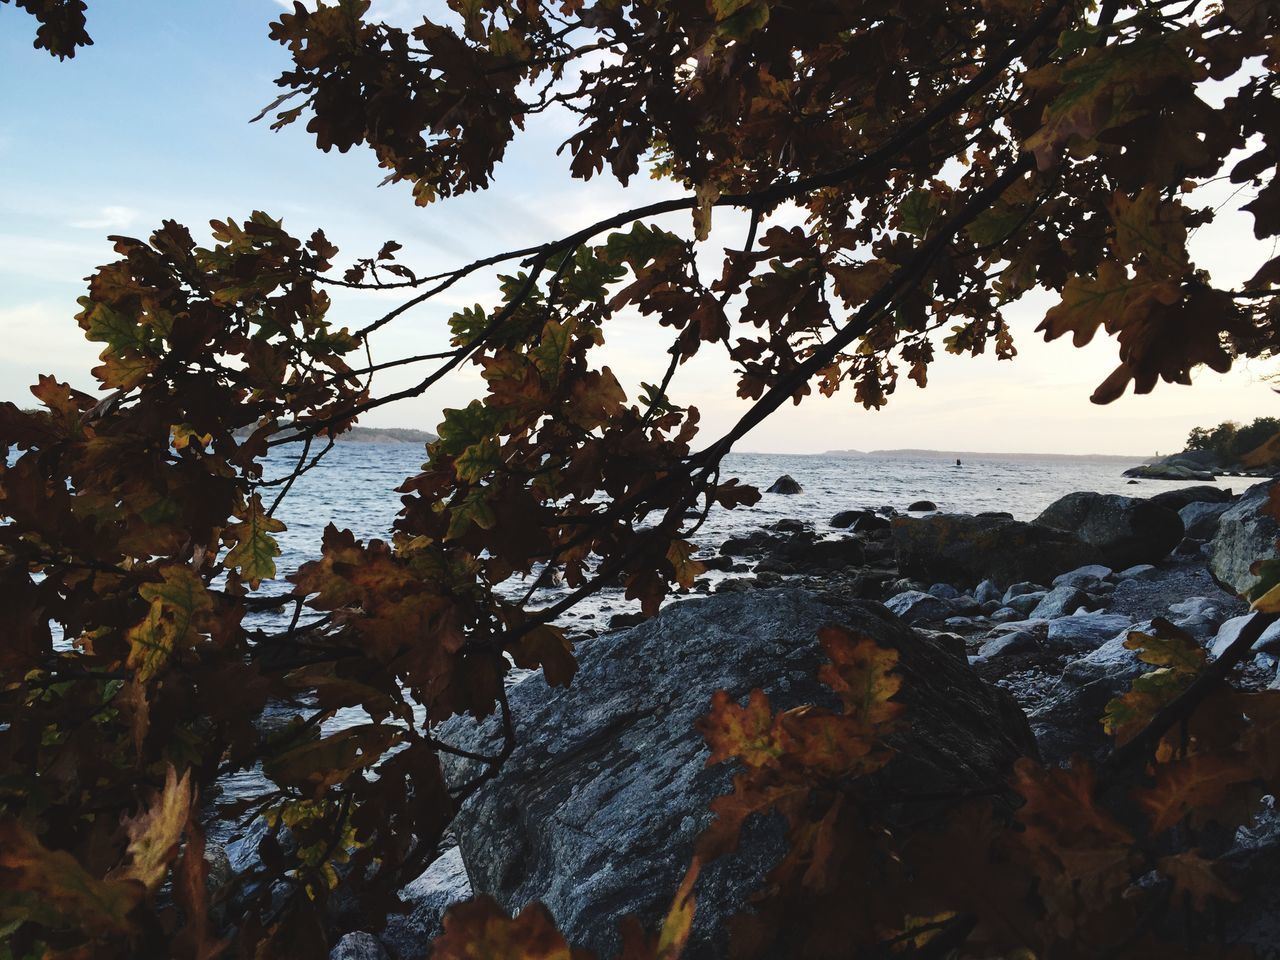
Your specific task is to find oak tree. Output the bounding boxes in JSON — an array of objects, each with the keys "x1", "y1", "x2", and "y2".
[{"x1": 4, "y1": 0, "x2": 1280, "y2": 957}]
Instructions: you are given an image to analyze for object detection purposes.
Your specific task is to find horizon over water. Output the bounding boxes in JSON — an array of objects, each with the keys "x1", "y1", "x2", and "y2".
[{"x1": 255, "y1": 443, "x2": 1242, "y2": 631}]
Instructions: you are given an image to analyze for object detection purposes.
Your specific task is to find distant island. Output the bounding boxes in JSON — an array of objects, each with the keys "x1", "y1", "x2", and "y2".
[
  {"x1": 822, "y1": 448, "x2": 1142, "y2": 463},
  {"x1": 235, "y1": 425, "x2": 437, "y2": 444}
]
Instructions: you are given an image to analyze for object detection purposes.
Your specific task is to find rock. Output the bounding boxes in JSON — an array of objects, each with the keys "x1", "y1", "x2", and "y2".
[
  {"x1": 1211, "y1": 480, "x2": 1279, "y2": 594},
  {"x1": 891, "y1": 514, "x2": 1098, "y2": 589},
  {"x1": 715, "y1": 578, "x2": 751, "y2": 594},
  {"x1": 975, "y1": 631, "x2": 1041, "y2": 660},
  {"x1": 1115, "y1": 563, "x2": 1159, "y2": 581},
  {"x1": 1173, "y1": 537, "x2": 1205, "y2": 558},
  {"x1": 769, "y1": 518, "x2": 808, "y2": 533},
  {"x1": 1167, "y1": 596, "x2": 1231, "y2": 641},
  {"x1": 1208, "y1": 614, "x2": 1280, "y2": 660},
  {"x1": 697, "y1": 554, "x2": 735, "y2": 572},
  {"x1": 719, "y1": 530, "x2": 780, "y2": 557},
  {"x1": 885, "y1": 590, "x2": 955, "y2": 624},
  {"x1": 1147, "y1": 484, "x2": 1235, "y2": 511},
  {"x1": 330, "y1": 933, "x2": 389, "y2": 960},
  {"x1": 439, "y1": 589, "x2": 1036, "y2": 959},
  {"x1": 1030, "y1": 585, "x2": 1091, "y2": 620},
  {"x1": 766, "y1": 474, "x2": 802, "y2": 495},
  {"x1": 989, "y1": 607, "x2": 1022, "y2": 623},
  {"x1": 1036, "y1": 492, "x2": 1183, "y2": 568},
  {"x1": 927, "y1": 583, "x2": 962, "y2": 600},
  {"x1": 1045, "y1": 613, "x2": 1134, "y2": 652},
  {"x1": 974, "y1": 579, "x2": 1002, "y2": 605},
  {"x1": 796, "y1": 537, "x2": 866, "y2": 570},
  {"x1": 907, "y1": 499, "x2": 937, "y2": 511},
  {"x1": 381, "y1": 846, "x2": 473, "y2": 954},
  {"x1": 1052, "y1": 564, "x2": 1113, "y2": 588},
  {"x1": 609, "y1": 612, "x2": 648, "y2": 630},
  {"x1": 754, "y1": 557, "x2": 797, "y2": 575},
  {"x1": 830, "y1": 509, "x2": 865, "y2": 528},
  {"x1": 1005, "y1": 592, "x2": 1048, "y2": 617},
  {"x1": 1123, "y1": 463, "x2": 1217, "y2": 481},
  {"x1": 853, "y1": 513, "x2": 892, "y2": 534},
  {"x1": 1179, "y1": 501, "x2": 1232, "y2": 539},
  {"x1": 1126, "y1": 479, "x2": 1139, "y2": 484},
  {"x1": 942, "y1": 616, "x2": 980, "y2": 630},
  {"x1": 1002, "y1": 581, "x2": 1044, "y2": 603}
]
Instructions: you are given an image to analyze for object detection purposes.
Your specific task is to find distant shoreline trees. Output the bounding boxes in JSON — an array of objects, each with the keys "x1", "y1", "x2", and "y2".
[{"x1": 1186, "y1": 417, "x2": 1280, "y2": 462}]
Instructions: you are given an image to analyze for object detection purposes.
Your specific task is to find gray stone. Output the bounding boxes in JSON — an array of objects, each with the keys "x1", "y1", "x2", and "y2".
[
  {"x1": 975, "y1": 632, "x2": 1041, "y2": 660},
  {"x1": 1036, "y1": 492, "x2": 1183, "y2": 568},
  {"x1": 1179, "y1": 501, "x2": 1232, "y2": 540},
  {"x1": 439, "y1": 589, "x2": 1036, "y2": 959},
  {"x1": 766, "y1": 474, "x2": 802, "y2": 495},
  {"x1": 1116, "y1": 564, "x2": 1159, "y2": 581},
  {"x1": 1052, "y1": 564, "x2": 1113, "y2": 588},
  {"x1": 942, "y1": 616, "x2": 980, "y2": 630},
  {"x1": 1045, "y1": 613, "x2": 1134, "y2": 652},
  {"x1": 973, "y1": 579, "x2": 1002, "y2": 605},
  {"x1": 1002, "y1": 581, "x2": 1045, "y2": 603},
  {"x1": 1061, "y1": 620, "x2": 1156, "y2": 684},
  {"x1": 980, "y1": 599, "x2": 1002, "y2": 615},
  {"x1": 1211, "y1": 480, "x2": 1279, "y2": 595},
  {"x1": 1147, "y1": 484, "x2": 1235, "y2": 511},
  {"x1": 927, "y1": 583, "x2": 962, "y2": 600},
  {"x1": 1209, "y1": 614, "x2": 1280, "y2": 660},
  {"x1": 381, "y1": 846, "x2": 473, "y2": 955},
  {"x1": 1005, "y1": 591, "x2": 1048, "y2": 617},
  {"x1": 885, "y1": 590, "x2": 955, "y2": 624},
  {"x1": 1029, "y1": 585, "x2": 1091, "y2": 620},
  {"x1": 330, "y1": 933, "x2": 389, "y2": 960},
  {"x1": 989, "y1": 606, "x2": 1021, "y2": 623},
  {"x1": 907, "y1": 499, "x2": 937, "y2": 511},
  {"x1": 891, "y1": 514, "x2": 1099, "y2": 589}
]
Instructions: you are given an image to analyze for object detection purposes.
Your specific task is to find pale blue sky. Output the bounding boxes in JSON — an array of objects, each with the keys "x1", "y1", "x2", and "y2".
[{"x1": 1, "y1": 1, "x2": 1272, "y2": 455}]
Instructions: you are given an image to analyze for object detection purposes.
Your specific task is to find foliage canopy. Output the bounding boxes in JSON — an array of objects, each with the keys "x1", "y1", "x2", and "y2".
[{"x1": 4, "y1": 0, "x2": 1280, "y2": 957}]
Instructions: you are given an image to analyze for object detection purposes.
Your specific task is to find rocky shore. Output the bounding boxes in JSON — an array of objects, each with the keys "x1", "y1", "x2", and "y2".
[{"x1": 264, "y1": 479, "x2": 1280, "y2": 959}]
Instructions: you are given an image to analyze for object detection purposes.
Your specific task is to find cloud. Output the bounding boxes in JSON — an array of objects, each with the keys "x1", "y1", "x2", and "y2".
[{"x1": 70, "y1": 205, "x2": 139, "y2": 231}]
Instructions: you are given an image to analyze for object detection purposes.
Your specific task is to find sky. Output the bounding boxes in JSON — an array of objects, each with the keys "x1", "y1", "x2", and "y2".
[{"x1": 0, "y1": 0, "x2": 1273, "y2": 457}]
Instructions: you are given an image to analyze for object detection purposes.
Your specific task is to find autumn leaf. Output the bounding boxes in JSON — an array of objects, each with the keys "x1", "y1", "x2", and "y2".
[
  {"x1": 225, "y1": 493, "x2": 286, "y2": 587},
  {"x1": 127, "y1": 565, "x2": 213, "y2": 681},
  {"x1": 1135, "y1": 753, "x2": 1257, "y2": 834},
  {"x1": 0, "y1": 819, "x2": 141, "y2": 935},
  {"x1": 430, "y1": 897, "x2": 576, "y2": 960},
  {"x1": 699, "y1": 688, "x2": 784, "y2": 769},
  {"x1": 108, "y1": 766, "x2": 193, "y2": 891},
  {"x1": 816, "y1": 626, "x2": 904, "y2": 727},
  {"x1": 666, "y1": 540, "x2": 706, "y2": 589},
  {"x1": 1157, "y1": 850, "x2": 1240, "y2": 910}
]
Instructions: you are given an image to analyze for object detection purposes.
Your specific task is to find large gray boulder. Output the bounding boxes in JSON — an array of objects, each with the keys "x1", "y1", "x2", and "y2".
[
  {"x1": 1180, "y1": 501, "x2": 1232, "y2": 540},
  {"x1": 439, "y1": 589, "x2": 1036, "y2": 959},
  {"x1": 1148, "y1": 484, "x2": 1235, "y2": 511},
  {"x1": 1036, "y1": 492, "x2": 1183, "y2": 569},
  {"x1": 1211, "y1": 480, "x2": 1279, "y2": 595},
  {"x1": 891, "y1": 513, "x2": 1098, "y2": 588}
]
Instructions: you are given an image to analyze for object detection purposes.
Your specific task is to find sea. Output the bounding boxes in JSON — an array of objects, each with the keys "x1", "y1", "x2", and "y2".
[
  {"x1": 216, "y1": 444, "x2": 1242, "y2": 825},
  {"x1": 254, "y1": 444, "x2": 1243, "y2": 633}
]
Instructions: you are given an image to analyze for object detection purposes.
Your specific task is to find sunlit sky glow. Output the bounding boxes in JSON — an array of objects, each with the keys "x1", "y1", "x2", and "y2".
[{"x1": 1, "y1": 0, "x2": 1273, "y2": 456}]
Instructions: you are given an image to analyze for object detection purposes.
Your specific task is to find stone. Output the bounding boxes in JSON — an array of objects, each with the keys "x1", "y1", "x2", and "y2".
[
  {"x1": 885, "y1": 590, "x2": 955, "y2": 624},
  {"x1": 907, "y1": 499, "x2": 937, "y2": 511},
  {"x1": 1045, "y1": 613, "x2": 1134, "y2": 652},
  {"x1": 1002, "y1": 581, "x2": 1044, "y2": 603},
  {"x1": 830, "y1": 509, "x2": 866, "y2": 528},
  {"x1": 1052, "y1": 564, "x2": 1113, "y2": 588},
  {"x1": 1123, "y1": 463, "x2": 1217, "y2": 481},
  {"x1": 891, "y1": 514, "x2": 1098, "y2": 589},
  {"x1": 381, "y1": 846, "x2": 473, "y2": 955},
  {"x1": 1147, "y1": 484, "x2": 1235, "y2": 511},
  {"x1": 1036, "y1": 492, "x2": 1184, "y2": 569},
  {"x1": 769, "y1": 518, "x2": 808, "y2": 533},
  {"x1": 853, "y1": 513, "x2": 892, "y2": 534},
  {"x1": 1005, "y1": 592, "x2": 1048, "y2": 617},
  {"x1": 927, "y1": 583, "x2": 962, "y2": 600},
  {"x1": 1179, "y1": 501, "x2": 1232, "y2": 540},
  {"x1": 1167, "y1": 596, "x2": 1231, "y2": 641},
  {"x1": 1211, "y1": 480, "x2": 1279, "y2": 594},
  {"x1": 975, "y1": 631, "x2": 1041, "y2": 660},
  {"x1": 1173, "y1": 536, "x2": 1205, "y2": 558},
  {"x1": 330, "y1": 933, "x2": 389, "y2": 960},
  {"x1": 989, "y1": 607, "x2": 1021, "y2": 623},
  {"x1": 697, "y1": 554, "x2": 735, "y2": 572},
  {"x1": 766, "y1": 474, "x2": 802, "y2": 495},
  {"x1": 1208, "y1": 614, "x2": 1280, "y2": 660},
  {"x1": 973, "y1": 579, "x2": 1002, "y2": 605},
  {"x1": 1029, "y1": 586, "x2": 1090, "y2": 624},
  {"x1": 1115, "y1": 563, "x2": 1159, "y2": 581},
  {"x1": 439, "y1": 590, "x2": 1036, "y2": 959}
]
